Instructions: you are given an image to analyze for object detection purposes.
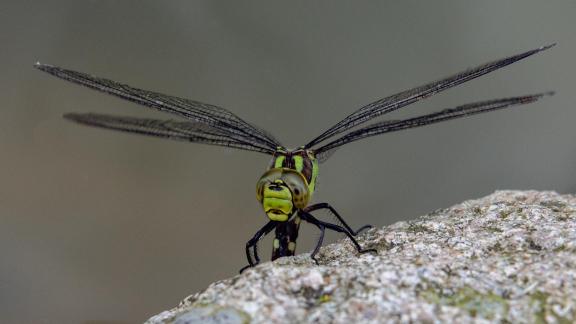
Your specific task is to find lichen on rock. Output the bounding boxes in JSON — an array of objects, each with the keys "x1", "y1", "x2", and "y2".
[{"x1": 146, "y1": 191, "x2": 576, "y2": 323}]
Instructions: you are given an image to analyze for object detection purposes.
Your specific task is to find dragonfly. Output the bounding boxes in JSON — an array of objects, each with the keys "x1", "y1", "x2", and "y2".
[{"x1": 36, "y1": 44, "x2": 554, "y2": 272}]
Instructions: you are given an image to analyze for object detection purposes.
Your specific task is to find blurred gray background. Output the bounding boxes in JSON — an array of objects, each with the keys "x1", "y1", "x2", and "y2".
[{"x1": 1, "y1": 1, "x2": 574, "y2": 323}]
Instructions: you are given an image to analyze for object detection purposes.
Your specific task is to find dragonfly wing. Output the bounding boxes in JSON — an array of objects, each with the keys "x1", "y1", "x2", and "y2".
[
  {"x1": 64, "y1": 113, "x2": 276, "y2": 154},
  {"x1": 315, "y1": 120, "x2": 400, "y2": 163},
  {"x1": 305, "y1": 44, "x2": 554, "y2": 149},
  {"x1": 314, "y1": 92, "x2": 553, "y2": 156},
  {"x1": 36, "y1": 63, "x2": 282, "y2": 151},
  {"x1": 315, "y1": 148, "x2": 338, "y2": 164}
]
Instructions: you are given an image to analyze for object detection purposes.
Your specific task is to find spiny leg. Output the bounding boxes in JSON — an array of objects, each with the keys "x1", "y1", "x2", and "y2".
[
  {"x1": 309, "y1": 224, "x2": 326, "y2": 265},
  {"x1": 240, "y1": 221, "x2": 276, "y2": 273},
  {"x1": 301, "y1": 212, "x2": 377, "y2": 257},
  {"x1": 245, "y1": 221, "x2": 276, "y2": 266},
  {"x1": 304, "y1": 203, "x2": 372, "y2": 235}
]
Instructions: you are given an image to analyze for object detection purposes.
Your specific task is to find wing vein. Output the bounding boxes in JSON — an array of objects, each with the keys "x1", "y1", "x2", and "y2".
[
  {"x1": 35, "y1": 63, "x2": 283, "y2": 151},
  {"x1": 314, "y1": 92, "x2": 552, "y2": 155},
  {"x1": 305, "y1": 44, "x2": 554, "y2": 149},
  {"x1": 64, "y1": 113, "x2": 276, "y2": 154}
]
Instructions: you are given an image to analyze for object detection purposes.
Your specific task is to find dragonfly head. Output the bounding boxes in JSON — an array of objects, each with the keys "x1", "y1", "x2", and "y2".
[{"x1": 256, "y1": 168, "x2": 310, "y2": 222}]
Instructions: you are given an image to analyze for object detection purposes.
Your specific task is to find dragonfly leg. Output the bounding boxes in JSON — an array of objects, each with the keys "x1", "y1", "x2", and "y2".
[
  {"x1": 303, "y1": 203, "x2": 373, "y2": 236},
  {"x1": 309, "y1": 223, "x2": 326, "y2": 265},
  {"x1": 301, "y1": 212, "x2": 377, "y2": 256},
  {"x1": 239, "y1": 221, "x2": 276, "y2": 273}
]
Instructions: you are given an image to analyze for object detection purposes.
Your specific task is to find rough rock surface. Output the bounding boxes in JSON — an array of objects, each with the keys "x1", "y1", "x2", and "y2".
[{"x1": 146, "y1": 191, "x2": 576, "y2": 323}]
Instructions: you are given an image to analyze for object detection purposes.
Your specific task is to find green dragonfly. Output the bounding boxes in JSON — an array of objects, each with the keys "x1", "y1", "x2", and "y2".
[{"x1": 36, "y1": 45, "x2": 553, "y2": 272}]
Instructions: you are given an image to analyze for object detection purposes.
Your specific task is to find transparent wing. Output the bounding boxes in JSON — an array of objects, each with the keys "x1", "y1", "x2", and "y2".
[
  {"x1": 314, "y1": 92, "x2": 552, "y2": 156},
  {"x1": 305, "y1": 44, "x2": 554, "y2": 149},
  {"x1": 64, "y1": 113, "x2": 276, "y2": 154},
  {"x1": 315, "y1": 147, "x2": 339, "y2": 164},
  {"x1": 35, "y1": 63, "x2": 282, "y2": 151},
  {"x1": 315, "y1": 120, "x2": 399, "y2": 163}
]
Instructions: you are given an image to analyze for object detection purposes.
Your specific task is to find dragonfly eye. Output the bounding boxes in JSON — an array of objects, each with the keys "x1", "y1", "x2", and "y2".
[
  {"x1": 278, "y1": 170, "x2": 310, "y2": 209},
  {"x1": 256, "y1": 168, "x2": 283, "y2": 202}
]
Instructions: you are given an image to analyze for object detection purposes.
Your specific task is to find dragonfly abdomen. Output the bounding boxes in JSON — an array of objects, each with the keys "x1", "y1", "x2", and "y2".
[{"x1": 272, "y1": 215, "x2": 301, "y2": 260}]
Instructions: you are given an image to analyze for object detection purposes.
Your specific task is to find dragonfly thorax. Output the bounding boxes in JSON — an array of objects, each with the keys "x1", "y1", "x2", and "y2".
[{"x1": 268, "y1": 149, "x2": 319, "y2": 195}]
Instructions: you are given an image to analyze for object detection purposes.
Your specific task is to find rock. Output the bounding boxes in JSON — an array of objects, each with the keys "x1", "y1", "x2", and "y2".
[{"x1": 145, "y1": 191, "x2": 576, "y2": 323}]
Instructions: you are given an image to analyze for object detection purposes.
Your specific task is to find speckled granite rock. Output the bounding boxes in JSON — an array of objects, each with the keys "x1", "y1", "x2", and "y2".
[{"x1": 146, "y1": 191, "x2": 576, "y2": 323}]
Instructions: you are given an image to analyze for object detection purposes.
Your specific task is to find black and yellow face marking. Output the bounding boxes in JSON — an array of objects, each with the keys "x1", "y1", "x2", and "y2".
[{"x1": 256, "y1": 168, "x2": 310, "y2": 221}]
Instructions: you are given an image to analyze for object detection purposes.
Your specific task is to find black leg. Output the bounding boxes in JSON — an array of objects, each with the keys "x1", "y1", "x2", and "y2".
[
  {"x1": 309, "y1": 224, "x2": 325, "y2": 265},
  {"x1": 304, "y1": 203, "x2": 373, "y2": 235},
  {"x1": 239, "y1": 221, "x2": 276, "y2": 273},
  {"x1": 301, "y1": 212, "x2": 377, "y2": 256}
]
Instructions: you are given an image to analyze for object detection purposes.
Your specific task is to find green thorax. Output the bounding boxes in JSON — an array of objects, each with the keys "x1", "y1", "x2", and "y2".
[{"x1": 269, "y1": 148, "x2": 319, "y2": 196}]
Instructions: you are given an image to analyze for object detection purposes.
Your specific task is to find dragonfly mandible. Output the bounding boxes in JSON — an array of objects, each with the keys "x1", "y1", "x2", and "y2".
[{"x1": 36, "y1": 44, "x2": 554, "y2": 272}]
